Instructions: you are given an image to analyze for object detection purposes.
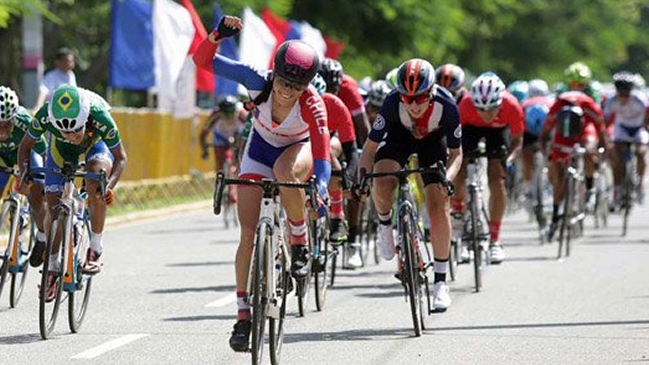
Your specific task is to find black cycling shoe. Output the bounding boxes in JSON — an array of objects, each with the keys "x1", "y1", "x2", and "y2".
[
  {"x1": 229, "y1": 319, "x2": 251, "y2": 352},
  {"x1": 29, "y1": 239, "x2": 46, "y2": 268},
  {"x1": 290, "y1": 245, "x2": 311, "y2": 278},
  {"x1": 329, "y1": 218, "x2": 349, "y2": 243}
]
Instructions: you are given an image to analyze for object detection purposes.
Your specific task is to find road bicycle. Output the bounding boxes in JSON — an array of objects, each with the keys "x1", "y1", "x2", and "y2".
[
  {"x1": 214, "y1": 173, "x2": 317, "y2": 365},
  {"x1": 462, "y1": 147, "x2": 495, "y2": 292},
  {"x1": 0, "y1": 167, "x2": 35, "y2": 308},
  {"x1": 359, "y1": 161, "x2": 452, "y2": 337},
  {"x1": 557, "y1": 144, "x2": 586, "y2": 259},
  {"x1": 206, "y1": 139, "x2": 240, "y2": 229},
  {"x1": 619, "y1": 142, "x2": 639, "y2": 236},
  {"x1": 592, "y1": 147, "x2": 611, "y2": 230},
  {"x1": 32, "y1": 164, "x2": 106, "y2": 340},
  {"x1": 529, "y1": 147, "x2": 553, "y2": 244}
]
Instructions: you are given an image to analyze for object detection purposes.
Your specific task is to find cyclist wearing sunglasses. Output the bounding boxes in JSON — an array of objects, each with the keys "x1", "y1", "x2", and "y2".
[
  {"x1": 358, "y1": 58, "x2": 461, "y2": 311},
  {"x1": 194, "y1": 15, "x2": 331, "y2": 352},
  {"x1": 0, "y1": 86, "x2": 48, "y2": 266},
  {"x1": 603, "y1": 71, "x2": 649, "y2": 207},
  {"x1": 18, "y1": 85, "x2": 127, "y2": 283},
  {"x1": 452, "y1": 72, "x2": 524, "y2": 265}
]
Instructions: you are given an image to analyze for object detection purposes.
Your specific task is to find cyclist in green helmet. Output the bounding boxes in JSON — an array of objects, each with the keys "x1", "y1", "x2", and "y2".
[
  {"x1": 0, "y1": 86, "x2": 48, "y2": 267},
  {"x1": 18, "y1": 85, "x2": 127, "y2": 291}
]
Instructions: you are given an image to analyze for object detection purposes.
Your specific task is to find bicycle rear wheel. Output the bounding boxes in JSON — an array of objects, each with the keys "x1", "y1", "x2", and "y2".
[
  {"x1": 268, "y1": 243, "x2": 289, "y2": 365},
  {"x1": 10, "y1": 217, "x2": 34, "y2": 308},
  {"x1": 40, "y1": 218, "x2": 65, "y2": 340},
  {"x1": 251, "y1": 224, "x2": 270, "y2": 365},
  {"x1": 402, "y1": 214, "x2": 422, "y2": 337},
  {"x1": 622, "y1": 170, "x2": 633, "y2": 237},
  {"x1": 469, "y1": 191, "x2": 482, "y2": 292},
  {"x1": 69, "y1": 217, "x2": 93, "y2": 333}
]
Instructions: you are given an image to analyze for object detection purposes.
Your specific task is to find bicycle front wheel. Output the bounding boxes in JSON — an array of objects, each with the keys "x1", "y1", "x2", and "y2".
[
  {"x1": 0, "y1": 201, "x2": 16, "y2": 301},
  {"x1": 268, "y1": 242, "x2": 289, "y2": 365},
  {"x1": 69, "y1": 218, "x2": 93, "y2": 333},
  {"x1": 10, "y1": 216, "x2": 34, "y2": 308},
  {"x1": 40, "y1": 218, "x2": 65, "y2": 340},
  {"x1": 312, "y1": 217, "x2": 329, "y2": 312},
  {"x1": 251, "y1": 224, "x2": 270, "y2": 365},
  {"x1": 401, "y1": 213, "x2": 423, "y2": 337},
  {"x1": 469, "y1": 191, "x2": 482, "y2": 292}
]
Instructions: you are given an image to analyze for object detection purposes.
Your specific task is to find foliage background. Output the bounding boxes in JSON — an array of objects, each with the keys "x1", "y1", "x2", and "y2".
[{"x1": 1, "y1": 0, "x2": 649, "y2": 104}]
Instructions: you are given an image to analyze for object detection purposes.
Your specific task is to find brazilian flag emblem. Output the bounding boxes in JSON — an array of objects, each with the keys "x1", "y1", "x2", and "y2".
[{"x1": 51, "y1": 85, "x2": 81, "y2": 119}]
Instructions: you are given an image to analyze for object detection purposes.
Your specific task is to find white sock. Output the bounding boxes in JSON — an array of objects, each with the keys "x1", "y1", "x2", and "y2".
[
  {"x1": 48, "y1": 253, "x2": 60, "y2": 271},
  {"x1": 37, "y1": 230, "x2": 46, "y2": 242},
  {"x1": 90, "y1": 232, "x2": 103, "y2": 254}
]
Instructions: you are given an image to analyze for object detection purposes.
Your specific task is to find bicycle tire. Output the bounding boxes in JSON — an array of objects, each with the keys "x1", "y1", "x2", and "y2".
[
  {"x1": 268, "y1": 241, "x2": 289, "y2": 365},
  {"x1": 329, "y1": 244, "x2": 337, "y2": 288},
  {"x1": 401, "y1": 212, "x2": 422, "y2": 337},
  {"x1": 313, "y1": 216, "x2": 329, "y2": 312},
  {"x1": 448, "y1": 239, "x2": 458, "y2": 282},
  {"x1": 296, "y1": 235, "x2": 312, "y2": 317},
  {"x1": 251, "y1": 223, "x2": 270, "y2": 365},
  {"x1": 0, "y1": 201, "x2": 14, "y2": 301},
  {"x1": 69, "y1": 216, "x2": 93, "y2": 333},
  {"x1": 469, "y1": 190, "x2": 482, "y2": 292},
  {"x1": 39, "y1": 217, "x2": 65, "y2": 340},
  {"x1": 558, "y1": 174, "x2": 573, "y2": 259},
  {"x1": 10, "y1": 215, "x2": 34, "y2": 308},
  {"x1": 622, "y1": 162, "x2": 634, "y2": 236},
  {"x1": 222, "y1": 159, "x2": 233, "y2": 229}
]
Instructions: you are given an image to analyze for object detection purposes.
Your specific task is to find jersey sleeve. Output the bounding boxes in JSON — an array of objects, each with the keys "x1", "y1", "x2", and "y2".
[
  {"x1": 27, "y1": 105, "x2": 49, "y2": 140},
  {"x1": 338, "y1": 75, "x2": 365, "y2": 116},
  {"x1": 506, "y1": 96, "x2": 525, "y2": 136},
  {"x1": 91, "y1": 106, "x2": 122, "y2": 149},
  {"x1": 325, "y1": 94, "x2": 356, "y2": 144}
]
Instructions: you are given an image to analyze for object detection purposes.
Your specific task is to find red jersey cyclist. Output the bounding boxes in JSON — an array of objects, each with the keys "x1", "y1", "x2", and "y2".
[
  {"x1": 193, "y1": 15, "x2": 331, "y2": 352},
  {"x1": 358, "y1": 58, "x2": 462, "y2": 311},
  {"x1": 310, "y1": 73, "x2": 363, "y2": 268},
  {"x1": 453, "y1": 72, "x2": 524, "y2": 264},
  {"x1": 540, "y1": 89, "x2": 607, "y2": 241}
]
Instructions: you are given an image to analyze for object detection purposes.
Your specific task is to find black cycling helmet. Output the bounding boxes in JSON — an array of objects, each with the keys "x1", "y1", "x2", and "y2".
[
  {"x1": 612, "y1": 71, "x2": 637, "y2": 94},
  {"x1": 218, "y1": 95, "x2": 238, "y2": 115},
  {"x1": 318, "y1": 58, "x2": 343, "y2": 93},
  {"x1": 273, "y1": 40, "x2": 320, "y2": 87}
]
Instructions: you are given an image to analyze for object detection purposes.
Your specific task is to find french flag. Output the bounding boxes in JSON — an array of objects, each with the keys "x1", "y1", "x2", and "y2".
[
  {"x1": 239, "y1": 7, "x2": 345, "y2": 71},
  {"x1": 109, "y1": 0, "x2": 213, "y2": 100}
]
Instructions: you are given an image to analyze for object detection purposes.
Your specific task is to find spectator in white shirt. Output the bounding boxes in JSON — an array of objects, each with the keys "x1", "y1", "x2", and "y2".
[{"x1": 31, "y1": 47, "x2": 77, "y2": 114}]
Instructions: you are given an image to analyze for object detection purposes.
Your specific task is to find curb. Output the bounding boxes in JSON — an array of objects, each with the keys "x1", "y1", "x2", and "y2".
[{"x1": 106, "y1": 200, "x2": 213, "y2": 228}]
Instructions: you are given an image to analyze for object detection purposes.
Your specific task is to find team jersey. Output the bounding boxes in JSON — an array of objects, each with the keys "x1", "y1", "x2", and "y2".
[
  {"x1": 205, "y1": 107, "x2": 248, "y2": 145},
  {"x1": 322, "y1": 93, "x2": 356, "y2": 144},
  {"x1": 545, "y1": 90, "x2": 603, "y2": 146},
  {"x1": 193, "y1": 39, "x2": 331, "y2": 187},
  {"x1": 369, "y1": 86, "x2": 461, "y2": 148},
  {"x1": 458, "y1": 92, "x2": 525, "y2": 136},
  {"x1": 30, "y1": 89, "x2": 122, "y2": 165},
  {"x1": 337, "y1": 74, "x2": 366, "y2": 117},
  {"x1": 603, "y1": 90, "x2": 649, "y2": 128},
  {"x1": 0, "y1": 107, "x2": 47, "y2": 167}
]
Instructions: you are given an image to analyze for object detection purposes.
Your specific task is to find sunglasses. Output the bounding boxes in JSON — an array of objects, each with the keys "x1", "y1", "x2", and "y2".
[
  {"x1": 276, "y1": 77, "x2": 308, "y2": 92},
  {"x1": 400, "y1": 93, "x2": 430, "y2": 105},
  {"x1": 476, "y1": 106, "x2": 499, "y2": 112}
]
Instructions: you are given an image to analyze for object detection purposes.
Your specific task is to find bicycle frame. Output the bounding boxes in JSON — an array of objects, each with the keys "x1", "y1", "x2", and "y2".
[{"x1": 557, "y1": 144, "x2": 586, "y2": 259}]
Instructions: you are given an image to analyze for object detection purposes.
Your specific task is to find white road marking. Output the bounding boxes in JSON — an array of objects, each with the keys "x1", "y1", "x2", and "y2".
[
  {"x1": 205, "y1": 293, "x2": 236, "y2": 308},
  {"x1": 71, "y1": 334, "x2": 149, "y2": 359}
]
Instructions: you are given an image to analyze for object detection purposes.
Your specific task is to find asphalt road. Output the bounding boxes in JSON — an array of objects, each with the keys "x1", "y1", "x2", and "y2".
[{"x1": 1, "y1": 201, "x2": 648, "y2": 365}]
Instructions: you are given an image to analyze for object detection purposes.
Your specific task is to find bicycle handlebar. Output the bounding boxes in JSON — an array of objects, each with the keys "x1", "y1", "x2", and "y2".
[
  {"x1": 357, "y1": 161, "x2": 454, "y2": 197},
  {"x1": 30, "y1": 165, "x2": 108, "y2": 198},
  {"x1": 213, "y1": 173, "x2": 318, "y2": 216}
]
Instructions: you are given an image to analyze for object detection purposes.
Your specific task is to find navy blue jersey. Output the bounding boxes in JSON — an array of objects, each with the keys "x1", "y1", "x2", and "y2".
[{"x1": 368, "y1": 86, "x2": 461, "y2": 148}]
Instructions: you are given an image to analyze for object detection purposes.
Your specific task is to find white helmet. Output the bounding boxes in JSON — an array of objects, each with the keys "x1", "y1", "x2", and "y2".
[
  {"x1": 471, "y1": 72, "x2": 506, "y2": 109},
  {"x1": 0, "y1": 86, "x2": 19, "y2": 122},
  {"x1": 528, "y1": 79, "x2": 549, "y2": 97}
]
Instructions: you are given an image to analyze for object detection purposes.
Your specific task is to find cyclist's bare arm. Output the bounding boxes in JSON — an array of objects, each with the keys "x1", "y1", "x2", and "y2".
[
  {"x1": 107, "y1": 144, "x2": 127, "y2": 189},
  {"x1": 358, "y1": 139, "x2": 379, "y2": 179},
  {"x1": 446, "y1": 147, "x2": 462, "y2": 182}
]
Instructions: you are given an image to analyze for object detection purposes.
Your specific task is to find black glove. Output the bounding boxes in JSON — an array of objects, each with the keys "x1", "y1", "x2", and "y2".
[{"x1": 212, "y1": 16, "x2": 240, "y2": 41}]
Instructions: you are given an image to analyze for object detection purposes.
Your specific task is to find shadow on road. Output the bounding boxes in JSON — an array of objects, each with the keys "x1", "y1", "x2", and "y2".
[
  {"x1": 432, "y1": 319, "x2": 649, "y2": 332},
  {"x1": 0, "y1": 334, "x2": 41, "y2": 345},
  {"x1": 166, "y1": 260, "x2": 234, "y2": 267},
  {"x1": 150, "y1": 284, "x2": 235, "y2": 294},
  {"x1": 283, "y1": 327, "x2": 420, "y2": 343},
  {"x1": 163, "y1": 314, "x2": 235, "y2": 322}
]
